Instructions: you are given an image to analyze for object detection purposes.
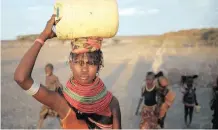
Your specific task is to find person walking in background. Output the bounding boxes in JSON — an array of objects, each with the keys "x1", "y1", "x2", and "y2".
[
  {"x1": 155, "y1": 76, "x2": 175, "y2": 128},
  {"x1": 180, "y1": 75, "x2": 199, "y2": 127},
  {"x1": 135, "y1": 71, "x2": 175, "y2": 129},
  {"x1": 37, "y1": 63, "x2": 63, "y2": 129}
]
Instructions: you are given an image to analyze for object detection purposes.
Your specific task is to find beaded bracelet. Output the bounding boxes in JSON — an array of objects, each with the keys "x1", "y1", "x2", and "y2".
[{"x1": 34, "y1": 38, "x2": 45, "y2": 46}]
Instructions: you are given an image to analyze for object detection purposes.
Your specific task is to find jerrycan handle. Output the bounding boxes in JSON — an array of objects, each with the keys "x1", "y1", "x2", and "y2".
[
  {"x1": 56, "y1": 7, "x2": 59, "y2": 19},
  {"x1": 52, "y1": 7, "x2": 60, "y2": 35},
  {"x1": 52, "y1": 25, "x2": 56, "y2": 35}
]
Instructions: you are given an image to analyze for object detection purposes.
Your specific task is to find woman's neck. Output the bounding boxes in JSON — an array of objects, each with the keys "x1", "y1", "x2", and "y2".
[
  {"x1": 146, "y1": 84, "x2": 155, "y2": 92},
  {"x1": 147, "y1": 85, "x2": 153, "y2": 89},
  {"x1": 70, "y1": 76, "x2": 97, "y2": 86}
]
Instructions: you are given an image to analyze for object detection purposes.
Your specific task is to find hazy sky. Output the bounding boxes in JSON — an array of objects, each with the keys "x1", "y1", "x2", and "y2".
[{"x1": 1, "y1": 0, "x2": 218, "y2": 40}]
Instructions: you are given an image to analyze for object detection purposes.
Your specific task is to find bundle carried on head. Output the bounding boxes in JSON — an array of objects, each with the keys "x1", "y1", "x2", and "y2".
[{"x1": 71, "y1": 37, "x2": 103, "y2": 54}]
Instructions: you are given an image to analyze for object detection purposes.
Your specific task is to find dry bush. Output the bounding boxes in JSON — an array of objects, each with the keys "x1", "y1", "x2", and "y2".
[
  {"x1": 15, "y1": 28, "x2": 218, "y2": 47},
  {"x1": 17, "y1": 34, "x2": 39, "y2": 41},
  {"x1": 112, "y1": 38, "x2": 120, "y2": 44}
]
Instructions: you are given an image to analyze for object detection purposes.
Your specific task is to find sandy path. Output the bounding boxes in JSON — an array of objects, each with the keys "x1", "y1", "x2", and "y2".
[{"x1": 1, "y1": 41, "x2": 218, "y2": 129}]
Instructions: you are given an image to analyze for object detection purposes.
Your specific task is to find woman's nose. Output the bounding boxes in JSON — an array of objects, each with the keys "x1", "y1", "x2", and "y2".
[{"x1": 81, "y1": 63, "x2": 88, "y2": 72}]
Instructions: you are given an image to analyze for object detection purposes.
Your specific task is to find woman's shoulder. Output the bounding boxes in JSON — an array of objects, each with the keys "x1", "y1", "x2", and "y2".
[
  {"x1": 111, "y1": 96, "x2": 119, "y2": 106},
  {"x1": 109, "y1": 96, "x2": 120, "y2": 111}
]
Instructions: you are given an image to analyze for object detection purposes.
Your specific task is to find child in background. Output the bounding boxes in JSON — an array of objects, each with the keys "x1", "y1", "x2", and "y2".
[{"x1": 37, "y1": 63, "x2": 63, "y2": 129}]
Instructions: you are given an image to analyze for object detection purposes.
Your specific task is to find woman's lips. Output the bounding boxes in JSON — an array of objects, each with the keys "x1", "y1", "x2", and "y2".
[{"x1": 80, "y1": 75, "x2": 89, "y2": 80}]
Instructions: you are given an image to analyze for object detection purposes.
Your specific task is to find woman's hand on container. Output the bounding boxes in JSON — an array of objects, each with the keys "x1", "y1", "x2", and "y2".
[{"x1": 39, "y1": 14, "x2": 57, "y2": 41}]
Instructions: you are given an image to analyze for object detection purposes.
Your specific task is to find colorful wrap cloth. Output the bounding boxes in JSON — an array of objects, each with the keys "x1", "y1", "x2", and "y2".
[
  {"x1": 71, "y1": 37, "x2": 103, "y2": 54},
  {"x1": 63, "y1": 77, "x2": 113, "y2": 115},
  {"x1": 140, "y1": 105, "x2": 159, "y2": 129},
  {"x1": 60, "y1": 106, "x2": 113, "y2": 129},
  {"x1": 61, "y1": 109, "x2": 89, "y2": 129}
]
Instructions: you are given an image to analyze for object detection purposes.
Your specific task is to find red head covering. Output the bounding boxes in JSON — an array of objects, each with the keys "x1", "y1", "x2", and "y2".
[{"x1": 71, "y1": 37, "x2": 103, "y2": 54}]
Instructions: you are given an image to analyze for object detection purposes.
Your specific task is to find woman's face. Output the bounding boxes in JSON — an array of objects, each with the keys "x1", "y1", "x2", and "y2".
[
  {"x1": 158, "y1": 77, "x2": 168, "y2": 91},
  {"x1": 70, "y1": 54, "x2": 98, "y2": 84},
  {"x1": 159, "y1": 78, "x2": 168, "y2": 87},
  {"x1": 146, "y1": 75, "x2": 154, "y2": 86}
]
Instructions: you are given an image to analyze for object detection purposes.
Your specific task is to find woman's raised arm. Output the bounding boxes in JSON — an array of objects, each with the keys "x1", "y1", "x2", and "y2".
[{"x1": 14, "y1": 15, "x2": 69, "y2": 119}]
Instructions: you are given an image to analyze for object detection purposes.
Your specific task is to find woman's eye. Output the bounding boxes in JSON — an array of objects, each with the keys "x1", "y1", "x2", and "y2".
[
  {"x1": 73, "y1": 60, "x2": 96, "y2": 66},
  {"x1": 87, "y1": 61, "x2": 95, "y2": 65},
  {"x1": 73, "y1": 61, "x2": 82, "y2": 65},
  {"x1": 73, "y1": 61, "x2": 79, "y2": 64}
]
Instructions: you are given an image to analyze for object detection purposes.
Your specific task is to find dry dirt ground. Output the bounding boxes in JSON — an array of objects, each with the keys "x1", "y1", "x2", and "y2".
[{"x1": 1, "y1": 39, "x2": 218, "y2": 129}]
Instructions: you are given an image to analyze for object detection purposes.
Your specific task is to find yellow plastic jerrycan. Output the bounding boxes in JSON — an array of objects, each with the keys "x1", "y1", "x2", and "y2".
[
  {"x1": 195, "y1": 105, "x2": 201, "y2": 113},
  {"x1": 53, "y1": 0, "x2": 119, "y2": 39}
]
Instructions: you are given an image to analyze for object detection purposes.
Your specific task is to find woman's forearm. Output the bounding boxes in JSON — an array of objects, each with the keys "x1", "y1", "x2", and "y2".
[
  {"x1": 194, "y1": 94, "x2": 198, "y2": 105},
  {"x1": 14, "y1": 36, "x2": 45, "y2": 89}
]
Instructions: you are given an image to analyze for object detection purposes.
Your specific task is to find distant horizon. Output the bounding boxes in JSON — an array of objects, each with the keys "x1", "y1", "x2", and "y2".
[{"x1": 1, "y1": 27, "x2": 217, "y2": 41}]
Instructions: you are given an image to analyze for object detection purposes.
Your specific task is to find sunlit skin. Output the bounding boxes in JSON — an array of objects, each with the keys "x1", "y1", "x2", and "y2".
[
  {"x1": 70, "y1": 54, "x2": 98, "y2": 84},
  {"x1": 44, "y1": 65, "x2": 62, "y2": 91},
  {"x1": 158, "y1": 77, "x2": 169, "y2": 91},
  {"x1": 159, "y1": 78, "x2": 168, "y2": 87}
]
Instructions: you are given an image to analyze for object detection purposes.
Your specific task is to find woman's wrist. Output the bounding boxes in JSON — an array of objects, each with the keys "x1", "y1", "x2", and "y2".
[
  {"x1": 38, "y1": 33, "x2": 48, "y2": 42},
  {"x1": 34, "y1": 39, "x2": 44, "y2": 46},
  {"x1": 35, "y1": 33, "x2": 48, "y2": 46}
]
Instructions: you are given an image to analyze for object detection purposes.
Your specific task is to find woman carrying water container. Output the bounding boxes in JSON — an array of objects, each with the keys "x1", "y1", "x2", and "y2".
[
  {"x1": 14, "y1": 0, "x2": 121, "y2": 129},
  {"x1": 135, "y1": 72, "x2": 175, "y2": 129}
]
